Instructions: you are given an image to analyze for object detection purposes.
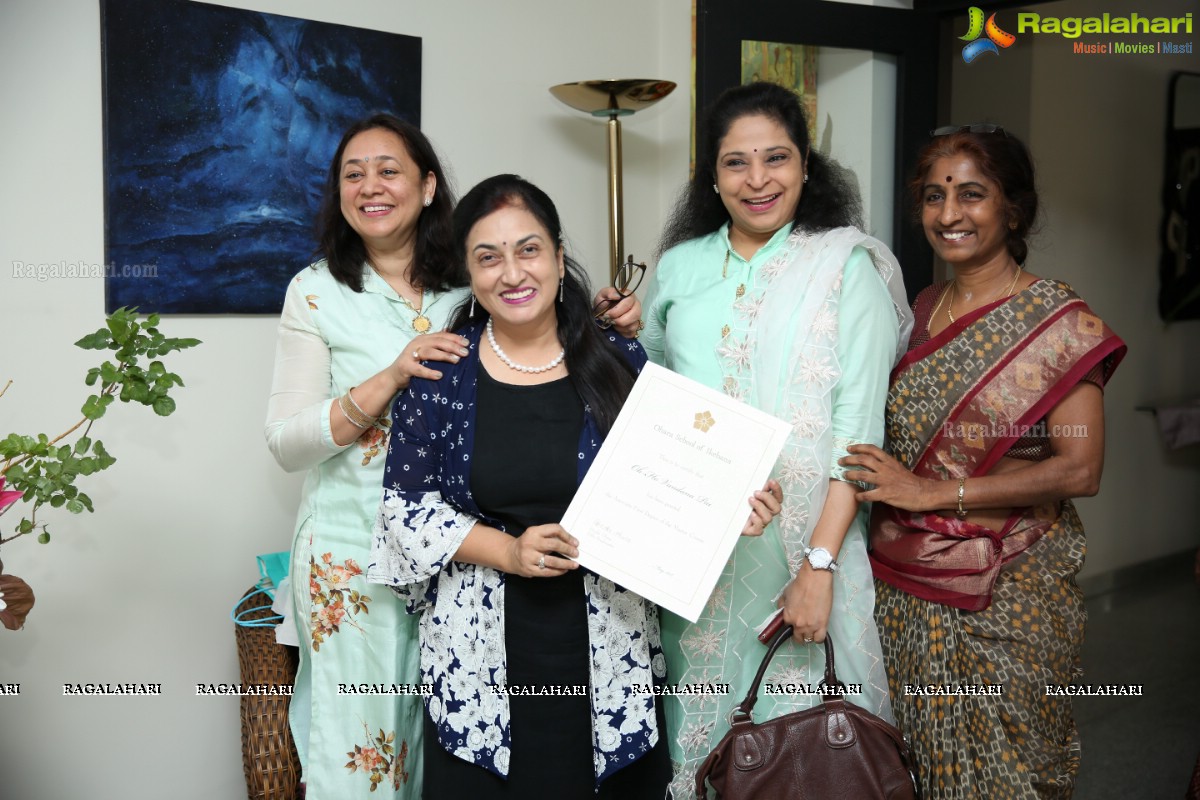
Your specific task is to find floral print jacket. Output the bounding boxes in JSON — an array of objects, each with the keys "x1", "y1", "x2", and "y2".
[{"x1": 366, "y1": 321, "x2": 665, "y2": 786}]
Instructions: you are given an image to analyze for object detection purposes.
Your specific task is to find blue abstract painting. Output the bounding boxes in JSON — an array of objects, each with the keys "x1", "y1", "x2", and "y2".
[{"x1": 100, "y1": 0, "x2": 421, "y2": 313}]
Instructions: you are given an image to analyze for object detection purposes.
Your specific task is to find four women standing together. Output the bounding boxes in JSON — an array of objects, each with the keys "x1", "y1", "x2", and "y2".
[{"x1": 269, "y1": 84, "x2": 1123, "y2": 799}]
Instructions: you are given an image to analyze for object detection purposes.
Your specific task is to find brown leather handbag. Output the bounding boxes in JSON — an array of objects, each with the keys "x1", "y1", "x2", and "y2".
[{"x1": 694, "y1": 627, "x2": 921, "y2": 799}]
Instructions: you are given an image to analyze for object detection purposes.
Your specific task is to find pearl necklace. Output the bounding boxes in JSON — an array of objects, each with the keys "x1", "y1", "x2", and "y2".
[{"x1": 486, "y1": 318, "x2": 565, "y2": 374}]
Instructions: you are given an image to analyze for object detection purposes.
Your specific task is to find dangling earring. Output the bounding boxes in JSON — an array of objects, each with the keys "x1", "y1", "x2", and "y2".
[
  {"x1": 712, "y1": 184, "x2": 719, "y2": 194},
  {"x1": 558, "y1": 278, "x2": 564, "y2": 302},
  {"x1": 469, "y1": 294, "x2": 476, "y2": 317}
]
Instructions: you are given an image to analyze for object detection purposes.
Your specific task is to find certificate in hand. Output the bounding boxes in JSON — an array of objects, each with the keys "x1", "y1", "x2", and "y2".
[{"x1": 561, "y1": 362, "x2": 790, "y2": 622}]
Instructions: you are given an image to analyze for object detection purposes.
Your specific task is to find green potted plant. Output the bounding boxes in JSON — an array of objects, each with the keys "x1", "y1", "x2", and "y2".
[{"x1": 0, "y1": 308, "x2": 199, "y2": 629}]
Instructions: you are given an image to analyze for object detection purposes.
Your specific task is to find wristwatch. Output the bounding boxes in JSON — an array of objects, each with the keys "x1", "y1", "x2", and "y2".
[{"x1": 803, "y1": 546, "x2": 839, "y2": 572}]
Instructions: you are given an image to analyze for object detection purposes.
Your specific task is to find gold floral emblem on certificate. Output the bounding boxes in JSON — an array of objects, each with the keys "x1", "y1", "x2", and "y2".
[{"x1": 694, "y1": 411, "x2": 716, "y2": 432}]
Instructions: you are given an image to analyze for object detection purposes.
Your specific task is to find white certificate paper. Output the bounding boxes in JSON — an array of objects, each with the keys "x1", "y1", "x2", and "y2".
[{"x1": 561, "y1": 362, "x2": 790, "y2": 622}]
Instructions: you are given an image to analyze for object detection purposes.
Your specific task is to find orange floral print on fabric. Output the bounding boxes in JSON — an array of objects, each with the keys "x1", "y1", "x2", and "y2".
[
  {"x1": 309, "y1": 552, "x2": 371, "y2": 651},
  {"x1": 346, "y1": 723, "x2": 409, "y2": 792},
  {"x1": 358, "y1": 417, "x2": 391, "y2": 467}
]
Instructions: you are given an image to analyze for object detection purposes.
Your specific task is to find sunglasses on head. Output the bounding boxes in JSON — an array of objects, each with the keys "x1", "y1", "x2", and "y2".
[{"x1": 930, "y1": 123, "x2": 1007, "y2": 138}]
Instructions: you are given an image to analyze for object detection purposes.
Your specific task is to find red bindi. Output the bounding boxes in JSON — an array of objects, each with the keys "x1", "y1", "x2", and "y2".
[{"x1": 945, "y1": 176, "x2": 952, "y2": 182}]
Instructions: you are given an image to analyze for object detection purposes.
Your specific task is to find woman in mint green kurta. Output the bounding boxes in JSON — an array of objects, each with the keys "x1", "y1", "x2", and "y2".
[
  {"x1": 266, "y1": 115, "x2": 472, "y2": 800},
  {"x1": 641, "y1": 83, "x2": 913, "y2": 797},
  {"x1": 268, "y1": 263, "x2": 467, "y2": 799}
]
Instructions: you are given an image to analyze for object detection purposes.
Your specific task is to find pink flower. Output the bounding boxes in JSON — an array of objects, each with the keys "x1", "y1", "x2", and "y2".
[
  {"x1": 359, "y1": 426, "x2": 386, "y2": 449},
  {"x1": 355, "y1": 747, "x2": 382, "y2": 772},
  {"x1": 0, "y1": 477, "x2": 21, "y2": 515},
  {"x1": 315, "y1": 602, "x2": 346, "y2": 632},
  {"x1": 327, "y1": 566, "x2": 354, "y2": 589}
]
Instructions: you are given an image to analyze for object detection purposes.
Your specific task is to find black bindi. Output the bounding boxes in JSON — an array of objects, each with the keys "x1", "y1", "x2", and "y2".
[{"x1": 945, "y1": 176, "x2": 952, "y2": 182}]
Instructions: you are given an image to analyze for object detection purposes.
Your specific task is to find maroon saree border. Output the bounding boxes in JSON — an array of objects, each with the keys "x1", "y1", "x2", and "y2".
[{"x1": 870, "y1": 281, "x2": 1127, "y2": 610}]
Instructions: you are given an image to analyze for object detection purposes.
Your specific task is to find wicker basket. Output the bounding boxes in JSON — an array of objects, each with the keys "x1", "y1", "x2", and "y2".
[{"x1": 235, "y1": 586, "x2": 301, "y2": 800}]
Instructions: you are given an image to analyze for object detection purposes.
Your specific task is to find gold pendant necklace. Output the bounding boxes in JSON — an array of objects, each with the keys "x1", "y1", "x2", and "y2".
[
  {"x1": 398, "y1": 290, "x2": 431, "y2": 333},
  {"x1": 946, "y1": 266, "x2": 1022, "y2": 323}
]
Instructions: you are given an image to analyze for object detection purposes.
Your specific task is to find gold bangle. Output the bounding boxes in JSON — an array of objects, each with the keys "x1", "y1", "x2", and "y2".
[
  {"x1": 345, "y1": 387, "x2": 375, "y2": 422},
  {"x1": 337, "y1": 393, "x2": 369, "y2": 428},
  {"x1": 956, "y1": 477, "x2": 968, "y2": 519},
  {"x1": 338, "y1": 389, "x2": 376, "y2": 429}
]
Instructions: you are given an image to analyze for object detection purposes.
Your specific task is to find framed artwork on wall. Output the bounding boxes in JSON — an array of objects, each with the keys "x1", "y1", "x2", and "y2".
[
  {"x1": 99, "y1": 0, "x2": 422, "y2": 313},
  {"x1": 739, "y1": 40, "x2": 818, "y2": 143},
  {"x1": 1159, "y1": 71, "x2": 1200, "y2": 323}
]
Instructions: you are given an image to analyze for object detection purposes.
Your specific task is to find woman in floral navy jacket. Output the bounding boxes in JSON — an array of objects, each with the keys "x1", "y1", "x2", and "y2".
[{"x1": 368, "y1": 175, "x2": 780, "y2": 797}]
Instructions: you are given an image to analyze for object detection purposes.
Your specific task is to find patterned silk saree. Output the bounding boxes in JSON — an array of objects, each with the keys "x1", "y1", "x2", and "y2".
[{"x1": 870, "y1": 280, "x2": 1125, "y2": 799}]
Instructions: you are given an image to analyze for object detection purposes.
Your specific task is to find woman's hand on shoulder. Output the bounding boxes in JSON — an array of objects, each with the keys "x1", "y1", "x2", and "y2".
[
  {"x1": 505, "y1": 523, "x2": 581, "y2": 578},
  {"x1": 741, "y1": 479, "x2": 783, "y2": 536},
  {"x1": 840, "y1": 444, "x2": 939, "y2": 511},
  {"x1": 388, "y1": 332, "x2": 470, "y2": 390}
]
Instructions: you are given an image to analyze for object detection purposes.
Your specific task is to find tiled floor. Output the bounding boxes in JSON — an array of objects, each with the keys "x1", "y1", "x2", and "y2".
[{"x1": 1073, "y1": 557, "x2": 1200, "y2": 798}]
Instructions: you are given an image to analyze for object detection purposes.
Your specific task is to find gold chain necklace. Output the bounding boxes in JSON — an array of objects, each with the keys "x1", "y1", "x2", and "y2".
[
  {"x1": 945, "y1": 266, "x2": 1022, "y2": 324},
  {"x1": 398, "y1": 290, "x2": 432, "y2": 333}
]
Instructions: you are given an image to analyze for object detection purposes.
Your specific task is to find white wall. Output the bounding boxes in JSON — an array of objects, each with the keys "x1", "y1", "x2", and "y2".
[
  {"x1": 816, "y1": 47, "x2": 899, "y2": 243},
  {"x1": 950, "y1": 0, "x2": 1200, "y2": 578},
  {"x1": 0, "y1": 1, "x2": 690, "y2": 797}
]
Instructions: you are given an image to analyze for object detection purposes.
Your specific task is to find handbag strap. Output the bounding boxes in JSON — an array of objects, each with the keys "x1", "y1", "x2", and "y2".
[{"x1": 733, "y1": 627, "x2": 846, "y2": 722}]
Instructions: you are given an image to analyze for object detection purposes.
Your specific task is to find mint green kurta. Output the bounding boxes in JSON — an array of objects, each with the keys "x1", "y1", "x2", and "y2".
[
  {"x1": 641, "y1": 224, "x2": 898, "y2": 795},
  {"x1": 270, "y1": 262, "x2": 467, "y2": 799}
]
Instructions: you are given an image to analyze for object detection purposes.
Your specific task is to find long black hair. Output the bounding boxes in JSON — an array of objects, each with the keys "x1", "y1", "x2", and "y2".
[
  {"x1": 315, "y1": 113, "x2": 460, "y2": 292},
  {"x1": 448, "y1": 174, "x2": 636, "y2": 436},
  {"x1": 659, "y1": 82, "x2": 862, "y2": 255}
]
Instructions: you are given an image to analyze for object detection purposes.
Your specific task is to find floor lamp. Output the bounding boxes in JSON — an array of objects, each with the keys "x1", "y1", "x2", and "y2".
[{"x1": 549, "y1": 79, "x2": 676, "y2": 283}]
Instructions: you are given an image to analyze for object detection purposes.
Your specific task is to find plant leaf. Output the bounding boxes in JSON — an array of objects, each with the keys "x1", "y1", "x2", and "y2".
[{"x1": 152, "y1": 396, "x2": 176, "y2": 416}]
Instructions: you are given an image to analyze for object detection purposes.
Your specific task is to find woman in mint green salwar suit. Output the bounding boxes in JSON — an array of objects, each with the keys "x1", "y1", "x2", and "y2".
[
  {"x1": 266, "y1": 115, "x2": 471, "y2": 800},
  {"x1": 641, "y1": 82, "x2": 913, "y2": 798}
]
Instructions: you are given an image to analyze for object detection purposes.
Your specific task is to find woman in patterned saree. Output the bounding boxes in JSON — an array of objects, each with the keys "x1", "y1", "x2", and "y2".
[
  {"x1": 842, "y1": 126, "x2": 1126, "y2": 798},
  {"x1": 266, "y1": 117, "x2": 640, "y2": 799},
  {"x1": 641, "y1": 81, "x2": 913, "y2": 797}
]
